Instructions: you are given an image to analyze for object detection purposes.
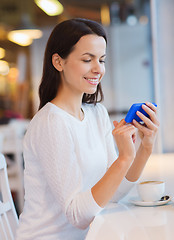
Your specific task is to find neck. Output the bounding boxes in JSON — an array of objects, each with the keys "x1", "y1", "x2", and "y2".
[
  {"x1": 51, "y1": 79, "x2": 86, "y2": 120},
  {"x1": 51, "y1": 94, "x2": 84, "y2": 121}
]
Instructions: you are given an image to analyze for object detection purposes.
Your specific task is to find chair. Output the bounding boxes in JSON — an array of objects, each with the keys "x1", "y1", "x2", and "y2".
[
  {"x1": 0, "y1": 119, "x2": 29, "y2": 214},
  {"x1": 0, "y1": 153, "x2": 19, "y2": 240}
]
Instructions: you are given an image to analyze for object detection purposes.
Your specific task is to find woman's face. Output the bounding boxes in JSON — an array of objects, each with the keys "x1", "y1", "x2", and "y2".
[{"x1": 58, "y1": 34, "x2": 106, "y2": 96}]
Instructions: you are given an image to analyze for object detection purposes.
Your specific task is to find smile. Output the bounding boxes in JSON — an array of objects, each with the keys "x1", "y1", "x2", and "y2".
[{"x1": 84, "y1": 77, "x2": 100, "y2": 85}]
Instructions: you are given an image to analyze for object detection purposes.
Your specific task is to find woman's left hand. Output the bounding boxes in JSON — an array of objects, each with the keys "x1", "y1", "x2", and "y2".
[{"x1": 132, "y1": 102, "x2": 159, "y2": 153}]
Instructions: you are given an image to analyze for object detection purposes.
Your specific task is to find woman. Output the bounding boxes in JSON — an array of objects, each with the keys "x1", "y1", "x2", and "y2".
[{"x1": 15, "y1": 18, "x2": 159, "y2": 240}]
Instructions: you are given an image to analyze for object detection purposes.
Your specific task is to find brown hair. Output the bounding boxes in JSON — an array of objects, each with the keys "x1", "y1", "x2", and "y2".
[{"x1": 38, "y1": 18, "x2": 107, "y2": 110}]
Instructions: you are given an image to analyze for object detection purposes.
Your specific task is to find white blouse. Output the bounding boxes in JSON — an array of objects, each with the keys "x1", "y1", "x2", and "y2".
[{"x1": 15, "y1": 102, "x2": 135, "y2": 240}]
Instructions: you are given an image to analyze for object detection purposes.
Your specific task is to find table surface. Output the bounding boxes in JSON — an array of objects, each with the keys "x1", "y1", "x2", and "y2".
[
  {"x1": 85, "y1": 201, "x2": 174, "y2": 240},
  {"x1": 85, "y1": 153, "x2": 174, "y2": 240}
]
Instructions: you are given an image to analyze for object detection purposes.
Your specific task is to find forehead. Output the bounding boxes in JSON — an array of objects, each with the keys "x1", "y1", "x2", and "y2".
[{"x1": 72, "y1": 34, "x2": 106, "y2": 56}]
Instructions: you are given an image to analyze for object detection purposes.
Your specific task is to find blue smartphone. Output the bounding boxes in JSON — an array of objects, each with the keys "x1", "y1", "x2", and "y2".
[{"x1": 125, "y1": 103, "x2": 157, "y2": 123}]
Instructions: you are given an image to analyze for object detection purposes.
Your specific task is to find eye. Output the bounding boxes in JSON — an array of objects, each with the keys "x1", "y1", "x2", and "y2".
[
  {"x1": 82, "y1": 59, "x2": 91, "y2": 63},
  {"x1": 99, "y1": 60, "x2": 105, "y2": 63}
]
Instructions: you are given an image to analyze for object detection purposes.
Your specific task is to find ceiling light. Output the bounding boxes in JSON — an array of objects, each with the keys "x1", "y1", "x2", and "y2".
[
  {"x1": 34, "y1": 0, "x2": 64, "y2": 16},
  {"x1": 8, "y1": 31, "x2": 33, "y2": 46},
  {"x1": 101, "y1": 5, "x2": 110, "y2": 26},
  {"x1": 8, "y1": 29, "x2": 43, "y2": 47},
  {"x1": 0, "y1": 60, "x2": 9, "y2": 75},
  {"x1": 7, "y1": 14, "x2": 42, "y2": 46},
  {"x1": 0, "y1": 48, "x2": 5, "y2": 59}
]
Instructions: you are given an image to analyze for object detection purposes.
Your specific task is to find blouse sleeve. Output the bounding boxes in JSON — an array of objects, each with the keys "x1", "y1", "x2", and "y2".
[
  {"x1": 99, "y1": 104, "x2": 136, "y2": 202},
  {"x1": 31, "y1": 113, "x2": 103, "y2": 230}
]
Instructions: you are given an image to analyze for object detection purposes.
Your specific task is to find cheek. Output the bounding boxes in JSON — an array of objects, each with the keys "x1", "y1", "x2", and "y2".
[
  {"x1": 76, "y1": 64, "x2": 90, "y2": 76},
  {"x1": 101, "y1": 66, "x2": 105, "y2": 76},
  {"x1": 70, "y1": 62, "x2": 88, "y2": 74}
]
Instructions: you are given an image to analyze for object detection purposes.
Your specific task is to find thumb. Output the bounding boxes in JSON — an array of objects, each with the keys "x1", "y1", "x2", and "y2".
[
  {"x1": 113, "y1": 119, "x2": 126, "y2": 128},
  {"x1": 113, "y1": 120, "x2": 118, "y2": 128}
]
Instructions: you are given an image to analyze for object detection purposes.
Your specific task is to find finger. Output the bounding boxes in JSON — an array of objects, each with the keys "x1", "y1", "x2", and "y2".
[
  {"x1": 136, "y1": 110, "x2": 152, "y2": 128},
  {"x1": 137, "y1": 107, "x2": 159, "y2": 128},
  {"x1": 133, "y1": 118, "x2": 158, "y2": 134},
  {"x1": 113, "y1": 121, "x2": 118, "y2": 128},
  {"x1": 113, "y1": 119, "x2": 126, "y2": 129},
  {"x1": 125, "y1": 126, "x2": 137, "y2": 141},
  {"x1": 118, "y1": 119, "x2": 126, "y2": 127},
  {"x1": 145, "y1": 102, "x2": 157, "y2": 113},
  {"x1": 114, "y1": 124, "x2": 136, "y2": 136},
  {"x1": 142, "y1": 104, "x2": 159, "y2": 125},
  {"x1": 133, "y1": 119, "x2": 150, "y2": 134}
]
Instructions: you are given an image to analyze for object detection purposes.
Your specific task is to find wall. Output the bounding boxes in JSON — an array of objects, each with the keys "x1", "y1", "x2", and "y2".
[
  {"x1": 102, "y1": 23, "x2": 154, "y2": 115},
  {"x1": 151, "y1": 0, "x2": 174, "y2": 152}
]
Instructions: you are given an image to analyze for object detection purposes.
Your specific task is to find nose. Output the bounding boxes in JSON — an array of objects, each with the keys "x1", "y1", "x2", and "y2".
[{"x1": 92, "y1": 61, "x2": 104, "y2": 74}]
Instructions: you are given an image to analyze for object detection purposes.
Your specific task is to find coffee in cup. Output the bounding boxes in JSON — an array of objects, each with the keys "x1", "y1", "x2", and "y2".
[{"x1": 137, "y1": 180, "x2": 165, "y2": 202}]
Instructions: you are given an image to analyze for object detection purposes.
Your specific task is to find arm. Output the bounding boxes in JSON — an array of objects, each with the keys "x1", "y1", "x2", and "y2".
[
  {"x1": 126, "y1": 102, "x2": 159, "y2": 182},
  {"x1": 126, "y1": 142, "x2": 151, "y2": 182},
  {"x1": 92, "y1": 102, "x2": 159, "y2": 207},
  {"x1": 92, "y1": 119, "x2": 137, "y2": 207}
]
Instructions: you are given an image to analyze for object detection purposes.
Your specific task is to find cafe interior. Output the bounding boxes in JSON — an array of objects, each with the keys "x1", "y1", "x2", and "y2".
[{"x1": 0, "y1": 0, "x2": 174, "y2": 239}]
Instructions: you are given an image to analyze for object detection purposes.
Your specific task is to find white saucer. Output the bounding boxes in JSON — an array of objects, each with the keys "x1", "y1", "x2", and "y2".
[{"x1": 129, "y1": 196, "x2": 172, "y2": 207}]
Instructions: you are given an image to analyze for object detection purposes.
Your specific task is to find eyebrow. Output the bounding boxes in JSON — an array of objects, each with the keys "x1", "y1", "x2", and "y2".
[{"x1": 81, "y1": 53, "x2": 106, "y2": 58}]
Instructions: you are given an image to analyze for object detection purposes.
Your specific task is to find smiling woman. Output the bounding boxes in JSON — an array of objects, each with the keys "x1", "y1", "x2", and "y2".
[
  {"x1": 39, "y1": 18, "x2": 107, "y2": 109},
  {"x1": 51, "y1": 34, "x2": 106, "y2": 104},
  {"x1": 15, "y1": 18, "x2": 159, "y2": 240}
]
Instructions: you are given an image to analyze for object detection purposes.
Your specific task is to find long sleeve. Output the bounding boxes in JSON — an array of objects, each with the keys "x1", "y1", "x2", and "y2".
[
  {"x1": 99, "y1": 104, "x2": 136, "y2": 202},
  {"x1": 17, "y1": 103, "x2": 136, "y2": 240},
  {"x1": 27, "y1": 111, "x2": 103, "y2": 229}
]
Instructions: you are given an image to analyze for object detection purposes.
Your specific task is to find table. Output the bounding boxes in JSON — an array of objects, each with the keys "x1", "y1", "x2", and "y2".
[
  {"x1": 86, "y1": 201, "x2": 174, "y2": 240},
  {"x1": 85, "y1": 153, "x2": 174, "y2": 240}
]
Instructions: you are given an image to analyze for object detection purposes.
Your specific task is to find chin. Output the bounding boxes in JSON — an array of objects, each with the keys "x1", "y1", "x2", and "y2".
[
  {"x1": 85, "y1": 90, "x2": 97, "y2": 95},
  {"x1": 85, "y1": 86, "x2": 98, "y2": 95}
]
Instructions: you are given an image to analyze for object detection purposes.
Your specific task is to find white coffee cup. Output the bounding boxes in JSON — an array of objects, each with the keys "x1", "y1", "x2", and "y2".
[{"x1": 137, "y1": 180, "x2": 165, "y2": 202}]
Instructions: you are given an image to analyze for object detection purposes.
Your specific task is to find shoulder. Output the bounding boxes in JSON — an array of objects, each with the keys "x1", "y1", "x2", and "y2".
[
  {"x1": 26, "y1": 103, "x2": 70, "y2": 136},
  {"x1": 24, "y1": 103, "x2": 73, "y2": 150},
  {"x1": 32, "y1": 102, "x2": 68, "y2": 121}
]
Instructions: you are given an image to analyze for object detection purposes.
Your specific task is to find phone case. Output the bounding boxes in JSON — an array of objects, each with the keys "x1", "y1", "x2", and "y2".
[{"x1": 125, "y1": 103, "x2": 157, "y2": 123}]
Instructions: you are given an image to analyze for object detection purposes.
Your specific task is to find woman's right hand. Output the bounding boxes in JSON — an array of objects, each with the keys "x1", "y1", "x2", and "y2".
[
  {"x1": 112, "y1": 119, "x2": 136, "y2": 163},
  {"x1": 92, "y1": 119, "x2": 137, "y2": 208}
]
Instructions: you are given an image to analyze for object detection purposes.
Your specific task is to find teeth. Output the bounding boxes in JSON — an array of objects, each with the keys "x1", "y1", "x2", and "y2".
[{"x1": 85, "y1": 78, "x2": 99, "y2": 82}]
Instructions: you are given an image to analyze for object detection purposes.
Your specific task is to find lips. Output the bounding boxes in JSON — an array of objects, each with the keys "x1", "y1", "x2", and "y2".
[{"x1": 84, "y1": 77, "x2": 100, "y2": 85}]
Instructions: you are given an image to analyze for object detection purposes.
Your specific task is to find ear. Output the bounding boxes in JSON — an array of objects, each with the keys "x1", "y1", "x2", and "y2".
[{"x1": 52, "y1": 53, "x2": 64, "y2": 71}]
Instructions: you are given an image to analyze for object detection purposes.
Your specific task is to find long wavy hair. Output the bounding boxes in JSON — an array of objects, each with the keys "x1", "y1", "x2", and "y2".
[{"x1": 38, "y1": 18, "x2": 107, "y2": 110}]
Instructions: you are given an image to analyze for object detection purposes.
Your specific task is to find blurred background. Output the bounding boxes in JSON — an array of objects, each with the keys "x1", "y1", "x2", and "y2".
[
  {"x1": 0, "y1": 0, "x2": 174, "y2": 214},
  {"x1": 1, "y1": 0, "x2": 174, "y2": 153}
]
